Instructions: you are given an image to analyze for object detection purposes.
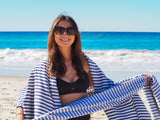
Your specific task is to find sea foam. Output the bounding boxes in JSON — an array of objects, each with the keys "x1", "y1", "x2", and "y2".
[{"x1": 0, "y1": 49, "x2": 160, "y2": 77}]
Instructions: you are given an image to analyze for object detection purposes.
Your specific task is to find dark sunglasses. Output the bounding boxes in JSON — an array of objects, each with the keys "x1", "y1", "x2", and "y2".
[{"x1": 54, "y1": 26, "x2": 75, "y2": 35}]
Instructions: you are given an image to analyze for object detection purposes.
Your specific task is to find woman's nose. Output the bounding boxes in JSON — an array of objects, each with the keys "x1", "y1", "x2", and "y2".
[{"x1": 63, "y1": 30, "x2": 67, "y2": 35}]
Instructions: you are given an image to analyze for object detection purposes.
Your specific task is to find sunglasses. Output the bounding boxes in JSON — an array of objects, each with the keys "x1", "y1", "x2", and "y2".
[{"x1": 54, "y1": 26, "x2": 75, "y2": 35}]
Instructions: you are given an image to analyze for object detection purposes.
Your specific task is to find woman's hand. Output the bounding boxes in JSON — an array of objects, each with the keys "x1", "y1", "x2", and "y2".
[
  {"x1": 16, "y1": 107, "x2": 24, "y2": 120},
  {"x1": 143, "y1": 74, "x2": 152, "y2": 85}
]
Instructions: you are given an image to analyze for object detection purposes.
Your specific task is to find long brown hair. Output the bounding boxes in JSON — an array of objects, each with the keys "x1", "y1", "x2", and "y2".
[{"x1": 47, "y1": 14, "x2": 85, "y2": 78}]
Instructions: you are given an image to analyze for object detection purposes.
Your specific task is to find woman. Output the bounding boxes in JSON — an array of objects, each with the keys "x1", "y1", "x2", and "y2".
[
  {"x1": 16, "y1": 14, "x2": 152, "y2": 120},
  {"x1": 16, "y1": 14, "x2": 110, "y2": 120}
]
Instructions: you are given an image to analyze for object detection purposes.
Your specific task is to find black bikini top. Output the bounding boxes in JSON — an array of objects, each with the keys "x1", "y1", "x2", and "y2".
[{"x1": 57, "y1": 71, "x2": 90, "y2": 95}]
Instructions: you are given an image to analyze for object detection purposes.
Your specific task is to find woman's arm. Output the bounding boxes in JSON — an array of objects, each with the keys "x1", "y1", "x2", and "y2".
[{"x1": 16, "y1": 106, "x2": 24, "y2": 120}]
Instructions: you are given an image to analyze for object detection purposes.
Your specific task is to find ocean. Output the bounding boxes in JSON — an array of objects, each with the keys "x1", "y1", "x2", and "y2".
[
  {"x1": 0, "y1": 31, "x2": 160, "y2": 81},
  {"x1": 0, "y1": 32, "x2": 160, "y2": 50}
]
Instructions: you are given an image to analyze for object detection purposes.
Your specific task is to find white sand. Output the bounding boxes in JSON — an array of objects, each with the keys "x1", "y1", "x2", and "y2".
[
  {"x1": 0, "y1": 76, "x2": 27, "y2": 120},
  {"x1": 0, "y1": 76, "x2": 153, "y2": 120}
]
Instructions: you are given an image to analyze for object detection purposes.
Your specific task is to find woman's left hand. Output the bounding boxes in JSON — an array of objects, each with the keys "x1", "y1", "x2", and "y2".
[{"x1": 143, "y1": 74, "x2": 152, "y2": 85}]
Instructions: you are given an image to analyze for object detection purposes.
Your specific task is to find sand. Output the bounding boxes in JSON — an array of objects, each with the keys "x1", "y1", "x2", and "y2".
[
  {"x1": 0, "y1": 76, "x2": 153, "y2": 120},
  {"x1": 0, "y1": 76, "x2": 27, "y2": 120}
]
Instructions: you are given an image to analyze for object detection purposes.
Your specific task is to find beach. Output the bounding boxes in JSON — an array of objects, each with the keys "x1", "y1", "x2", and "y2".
[{"x1": 0, "y1": 76, "x2": 27, "y2": 120}]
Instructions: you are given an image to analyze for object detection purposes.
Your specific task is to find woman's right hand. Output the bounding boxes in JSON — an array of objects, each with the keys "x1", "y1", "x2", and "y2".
[
  {"x1": 16, "y1": 107, "x2": 24, "y2": 120},
  {"x1": 143, "y1": 74, "x2": 152, "y2": 85}
]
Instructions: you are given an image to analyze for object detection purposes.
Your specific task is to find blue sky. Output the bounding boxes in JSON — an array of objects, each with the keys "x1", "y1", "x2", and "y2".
[{"x1": 0, "y1": 0, "x2": 160, "y2": 32}]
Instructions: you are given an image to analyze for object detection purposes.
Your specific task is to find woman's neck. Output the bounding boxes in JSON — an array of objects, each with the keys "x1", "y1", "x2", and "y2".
[{"x1": 59, "y1": 46, "x2": 72, "y2": 61}]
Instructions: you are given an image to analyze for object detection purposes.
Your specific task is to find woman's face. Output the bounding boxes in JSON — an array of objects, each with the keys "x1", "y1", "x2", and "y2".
[{"x1": 54, "y1": 20, "x2": 75, "y2": 48}]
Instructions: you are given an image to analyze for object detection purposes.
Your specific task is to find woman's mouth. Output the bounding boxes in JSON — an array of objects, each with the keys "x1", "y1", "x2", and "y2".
[{"x1": 60, "y1": 39, "x2": 70, "y2": 42}]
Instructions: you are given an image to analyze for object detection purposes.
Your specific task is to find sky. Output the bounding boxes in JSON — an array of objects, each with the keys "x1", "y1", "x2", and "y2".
[{"x1": 0, "y1": 0, "x2": 160, "y2": 32}]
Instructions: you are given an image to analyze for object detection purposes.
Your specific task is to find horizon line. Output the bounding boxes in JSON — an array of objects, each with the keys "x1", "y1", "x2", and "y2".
[{"x1": 0, "y1": 31, "x2": 160, "y2": 33}]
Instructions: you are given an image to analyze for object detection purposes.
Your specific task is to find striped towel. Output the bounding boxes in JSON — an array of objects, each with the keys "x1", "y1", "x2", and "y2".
[
  {"x1": 35, "y1": 75, "x2": 160, "y2": 120},
  {"x1": 17, "y1": 57, "x2": 160, "y2": 120}
]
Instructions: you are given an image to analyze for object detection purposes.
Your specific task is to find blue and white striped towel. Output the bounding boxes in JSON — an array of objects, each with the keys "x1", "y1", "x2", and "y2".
[
  {"x1": 17, "y1": 57, "x2": 160, "y2": 120},
  {"x1": 35, "y1": 75, "x2": 160, "y2": 120}
]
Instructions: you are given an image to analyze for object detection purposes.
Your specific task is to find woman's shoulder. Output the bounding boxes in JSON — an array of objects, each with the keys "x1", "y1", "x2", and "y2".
[{"x1": 83, "y1": 59, "x2": 89, "y2": 73}]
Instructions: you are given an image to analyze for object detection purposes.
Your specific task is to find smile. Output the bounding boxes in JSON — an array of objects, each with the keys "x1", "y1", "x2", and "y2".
[{"x1": 60, "y1": 39, "x2": 70, "y2": 42}]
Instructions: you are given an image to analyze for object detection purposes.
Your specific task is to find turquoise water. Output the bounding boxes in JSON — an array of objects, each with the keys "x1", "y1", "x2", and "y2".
[{"x1": 0, "y1": 32, "x2": 160, "y2": 50}]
